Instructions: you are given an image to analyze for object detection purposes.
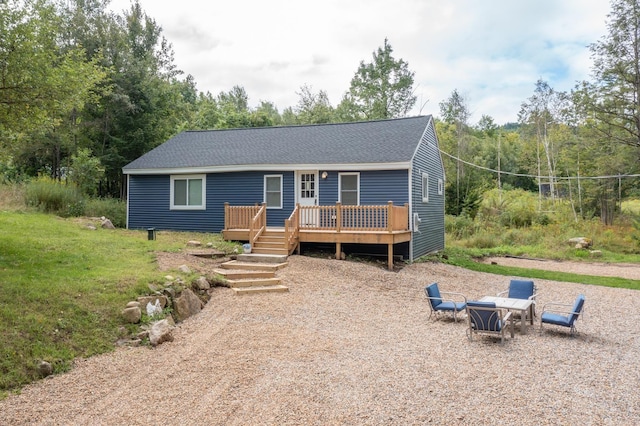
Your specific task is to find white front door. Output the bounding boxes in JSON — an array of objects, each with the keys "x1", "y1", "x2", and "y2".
[{"x1": 297, "y1": 171, "x2": 318, "y2": 226}]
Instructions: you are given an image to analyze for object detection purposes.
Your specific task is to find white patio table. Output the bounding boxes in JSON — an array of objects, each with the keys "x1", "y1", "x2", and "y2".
[{"x1": 479, "y1": 296, "x2": 534, "y2": 335}]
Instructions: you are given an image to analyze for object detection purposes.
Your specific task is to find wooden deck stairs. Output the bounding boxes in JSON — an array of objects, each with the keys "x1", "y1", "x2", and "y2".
[
  {"x1": 216, "y1": 253, "x2": 289, "y2": 295},
  {"x1": 250, "y1": 229, "x2": 289, "y2": 255}
]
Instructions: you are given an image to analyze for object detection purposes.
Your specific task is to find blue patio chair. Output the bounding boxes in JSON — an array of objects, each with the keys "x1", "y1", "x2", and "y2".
[
  {"x1": 540, "y1": 294, "x2": 585, "y2": 336},
  {"x1": 424, "y1": 283, "x2": 467, "y2": 322},
  {"x1": 498, "y1": 278, "x2": 537, "y2": 318},
  {"x1": 466, "y1": 301, "x2": 514, "y2": 344}
]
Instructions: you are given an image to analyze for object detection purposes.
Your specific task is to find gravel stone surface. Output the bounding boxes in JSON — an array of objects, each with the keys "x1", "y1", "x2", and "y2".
[{"x1": 1, "y1": 255, "x2": 639, "y2": 425}]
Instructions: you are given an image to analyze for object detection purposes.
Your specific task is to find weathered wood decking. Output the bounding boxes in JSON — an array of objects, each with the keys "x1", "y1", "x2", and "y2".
[{"x1": 223, "y1": 202, "x2": 411, "y2": 270}]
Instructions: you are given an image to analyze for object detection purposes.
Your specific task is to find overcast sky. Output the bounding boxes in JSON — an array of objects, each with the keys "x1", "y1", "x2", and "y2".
[{"x1": 108, "y1": 0, "x2": 611, "y2": 125}]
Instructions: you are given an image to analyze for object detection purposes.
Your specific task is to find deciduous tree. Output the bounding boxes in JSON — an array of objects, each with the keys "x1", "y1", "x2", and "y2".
[{"x1": 339, "y1": 39, "x2": 416, "y2": 120}]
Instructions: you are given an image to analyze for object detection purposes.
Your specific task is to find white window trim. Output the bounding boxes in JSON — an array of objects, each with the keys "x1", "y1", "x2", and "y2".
[
  {"x1": 339, "y1": 172, "x2": 360, "y2": 205},
  {"x1": 170, "y1": 174, "x2": 206, "y2": 210},
  {"x1": 264, "y1": 174, "x2": 283, "y2": 209},
  {"x1": 422, "y1": 172, "x2": 429, "y2": 203},
  {"x1": 438, "y1": 178, "x2": 444, "y2": 196}
]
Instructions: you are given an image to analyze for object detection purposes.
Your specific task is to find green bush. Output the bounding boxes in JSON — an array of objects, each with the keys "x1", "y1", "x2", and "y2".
[
  {"x1": 84, "y1": 198, "x2": 126, "y2": 228},
  {"x1": 445, "y1": 214, "x2": 477, "y2": 239},
  {"x1": 24, "y1": 177, "x2": 85, "y2": 217}
]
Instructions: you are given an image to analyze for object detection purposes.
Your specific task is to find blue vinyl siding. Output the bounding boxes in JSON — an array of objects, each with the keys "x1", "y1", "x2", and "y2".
[
  {"x1": 128, "y1": 171, "x2": 295, "y2": 232},
  {"x1": 411, "y1": 121, "x2": 445, "y2": 259},
  {"x1": 128, "y1": 174, "x2": 216, "y2": 232},
  {"x1": 318, "y1": 170, "x2": 408, "y2": 205}
]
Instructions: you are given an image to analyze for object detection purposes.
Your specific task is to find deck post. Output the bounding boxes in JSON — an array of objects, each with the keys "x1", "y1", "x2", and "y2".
[
  {"x1": 387, "y1": 201, "x2": 394, "y2": 232},
  {"x1": 224, "y1": 202, "x2": 229, "y2": 230},
  {"x1": 336, "y1": 202, "x2": 342, "y2": 233},
  {"x1": 336, "y1": 242, "x2": 341, "y2": 260},
  {"x1": 388, "y1": 243, "x2": 393, "y2": 270}
]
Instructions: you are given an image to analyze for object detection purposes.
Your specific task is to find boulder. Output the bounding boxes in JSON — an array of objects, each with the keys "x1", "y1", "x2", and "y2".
[
  {"x1": 186, "y1": 240, "x2": 202, "y2": 247},
  {"x1": 37, "y1": 360, "x2": 53, "y2": 377},
  {"x1": 126, "y1": 301, "x2": 141, "y2": 309},
  {"x1": 122, "y1": 306, "x2": 141, "y2": 324},
  {"x1": 195, "y1": 276, "x2": 210, "y2": 290},
  {"x1": 101, "y1": 218, "x2": 115, "y2": 229},
  {"x1": 149, "y1": 319, "x2": 174, "y2": 346},
  {"x1": 568, "y1": 237, "x2": 592, "y2": 249},
  {"x1": 173, "y1": 288, "x2": 203, "y2": 322}
]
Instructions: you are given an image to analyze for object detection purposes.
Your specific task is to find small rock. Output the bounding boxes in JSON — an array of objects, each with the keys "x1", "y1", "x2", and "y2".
[
  {"x1": 207, "y1": 242, "x2": 213, "y2": 248},
  {"x1": 195, "y1": 276, "x2": 210, "y2": 290},
  {"x1": 164, "y1": 275, "x2": 175, "y2": 281},
  {"x1": 178, "y1": 265, "x2": 192, "y2": 274},
  {"x1": 589, "y1": 250, "x2": 603, "y2": 257},
  {"x1": 37, "y1": 360, "x2": 53, "y2": 377},
  {"x1": 186, "y1": 240, "x2": 202, "y2": 247},
  {"x1": 101, "y1": 218, "x2": 115, "y2": 229},
  {"x1": 126, "y1": 301, "x2": 141, "y2": 309},
  {"x1": 149, "y1": 319, "x2": 174, "y2": 346},
  {"x1": 86, "y1": 224, "x2": 97, "y2": 231},
  {"x1": 122, "y1": 306, "x2": 141, "y2": 324}
]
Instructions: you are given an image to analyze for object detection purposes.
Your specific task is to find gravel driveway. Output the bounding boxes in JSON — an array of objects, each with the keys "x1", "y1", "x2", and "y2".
[{"x1": 1, "y1": 255, "x2": 639, "y2": 425}]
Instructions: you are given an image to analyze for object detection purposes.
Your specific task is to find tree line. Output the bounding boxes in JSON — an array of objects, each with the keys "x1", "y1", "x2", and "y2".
[{"x1": 1, "y1": 0, "x2": 640, "y2": 225}]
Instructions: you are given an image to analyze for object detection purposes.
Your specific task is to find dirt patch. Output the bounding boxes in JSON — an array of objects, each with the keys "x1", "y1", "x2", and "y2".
[{"x1": 155, "y1": 251, "x2": 230, "y2": 275}]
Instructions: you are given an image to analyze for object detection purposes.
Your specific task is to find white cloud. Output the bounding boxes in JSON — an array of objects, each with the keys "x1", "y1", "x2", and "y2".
[{"x1": 108, "y1": 0, "x2": 611, "y2": 124}]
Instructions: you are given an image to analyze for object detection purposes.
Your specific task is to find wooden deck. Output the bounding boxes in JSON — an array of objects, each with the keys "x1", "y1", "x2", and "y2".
[{"x1": 223, "y1": 202, "x2": 411, "y2": 270}]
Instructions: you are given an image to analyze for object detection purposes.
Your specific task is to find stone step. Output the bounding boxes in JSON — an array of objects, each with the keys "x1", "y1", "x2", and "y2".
[
  {"x1": 227, "y1": 277, "x2": 282, "y2": 288},
  {"x1": 213, "y1": 269, "x2": 275, "y2": 280},
  {"x1": 231, "y1": 285, "x2": 289, "y2": 295},
  {"x1": 235, "y1": 253, "x2": 288, "y2": 264},
  {"x1": 220, "y1": 260, "x2": 288, "y2": 271}
]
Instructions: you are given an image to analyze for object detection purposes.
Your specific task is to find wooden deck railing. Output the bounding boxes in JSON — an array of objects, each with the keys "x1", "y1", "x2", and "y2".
[
  {"x1": 284, "y1": 205, "x2": 300, "y2": 254},
  {"x1": 249, "y1": 203, "x2": 266, "y2": 245},
  {"x1": 224, "y1": 201, "x2": 409, "y2": 233},
  {"x1": 224, "y1": 203, "x2": 263, "y2": 230},
  {"x1": 299, "y1": 201, "x2": 409, "y2": 232}
]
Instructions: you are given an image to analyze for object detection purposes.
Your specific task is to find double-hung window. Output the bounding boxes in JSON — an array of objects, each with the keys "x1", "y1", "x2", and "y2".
[
  {"x1": 171, "y1": 174, "x2": 206, "y2": 210},
  {"x1": 264, "y1": 175, "x2": 283, "y2": 209},
  {"x1": 422, "y1": 172, "x2": 429, "y2": 203},
  {"x1": 339, "y1": 173, "x2": 359, "y2": 205}
]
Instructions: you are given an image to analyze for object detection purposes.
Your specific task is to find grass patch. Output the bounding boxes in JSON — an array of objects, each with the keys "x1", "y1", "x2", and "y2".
[
  {"x1": 426, "y1": 248, "x2": 640, "y2": 290},
  {"x1": 0, "y1": 211, "x2": 235, "y2": 393}
]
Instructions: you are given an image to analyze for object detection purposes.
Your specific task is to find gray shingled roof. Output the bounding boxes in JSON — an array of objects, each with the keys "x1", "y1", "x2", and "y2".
[{"x1": 123, "y1": 115, "x2": 432, "y2": 172}]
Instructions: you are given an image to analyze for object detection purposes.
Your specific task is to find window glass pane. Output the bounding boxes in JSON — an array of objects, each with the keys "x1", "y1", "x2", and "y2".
[
  {"x1": 265, "y1": 176, "x2": 282, "y2": 208},
  {"x1": 266, "y1": 192, "x2": 280, "y2": 207},
  {"x1": 188, "y1": 179, "x2": 202, "y2": 206},
  {"x1": 266, "y1": 177, "x2": 280, "y2": 191},
  {"x1": 341, "y1": 191, "x2": 357, "y2": 205},
  {"x1": 342, "y1": 174, "x2": 357, "y2": 191},
  {"x1": 174, "y1": 179, "x2": 187, "y2": 205},
  {"x1": 422, "y1": 174, "x2": 429, "y2": 202}
]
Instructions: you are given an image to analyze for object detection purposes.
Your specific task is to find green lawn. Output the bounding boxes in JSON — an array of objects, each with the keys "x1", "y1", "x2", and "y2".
[{"x1": 0, "y1": 211, "x2": 234, "y2": 393}]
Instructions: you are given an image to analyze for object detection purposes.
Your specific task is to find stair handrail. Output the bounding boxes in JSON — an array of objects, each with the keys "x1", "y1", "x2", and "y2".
[
  {"x1": 249, "y1": 202, "x2": 267, "y2": 246},
  {"x1": 284, "y1": 203, "x2": 300, "y2": 254}
]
